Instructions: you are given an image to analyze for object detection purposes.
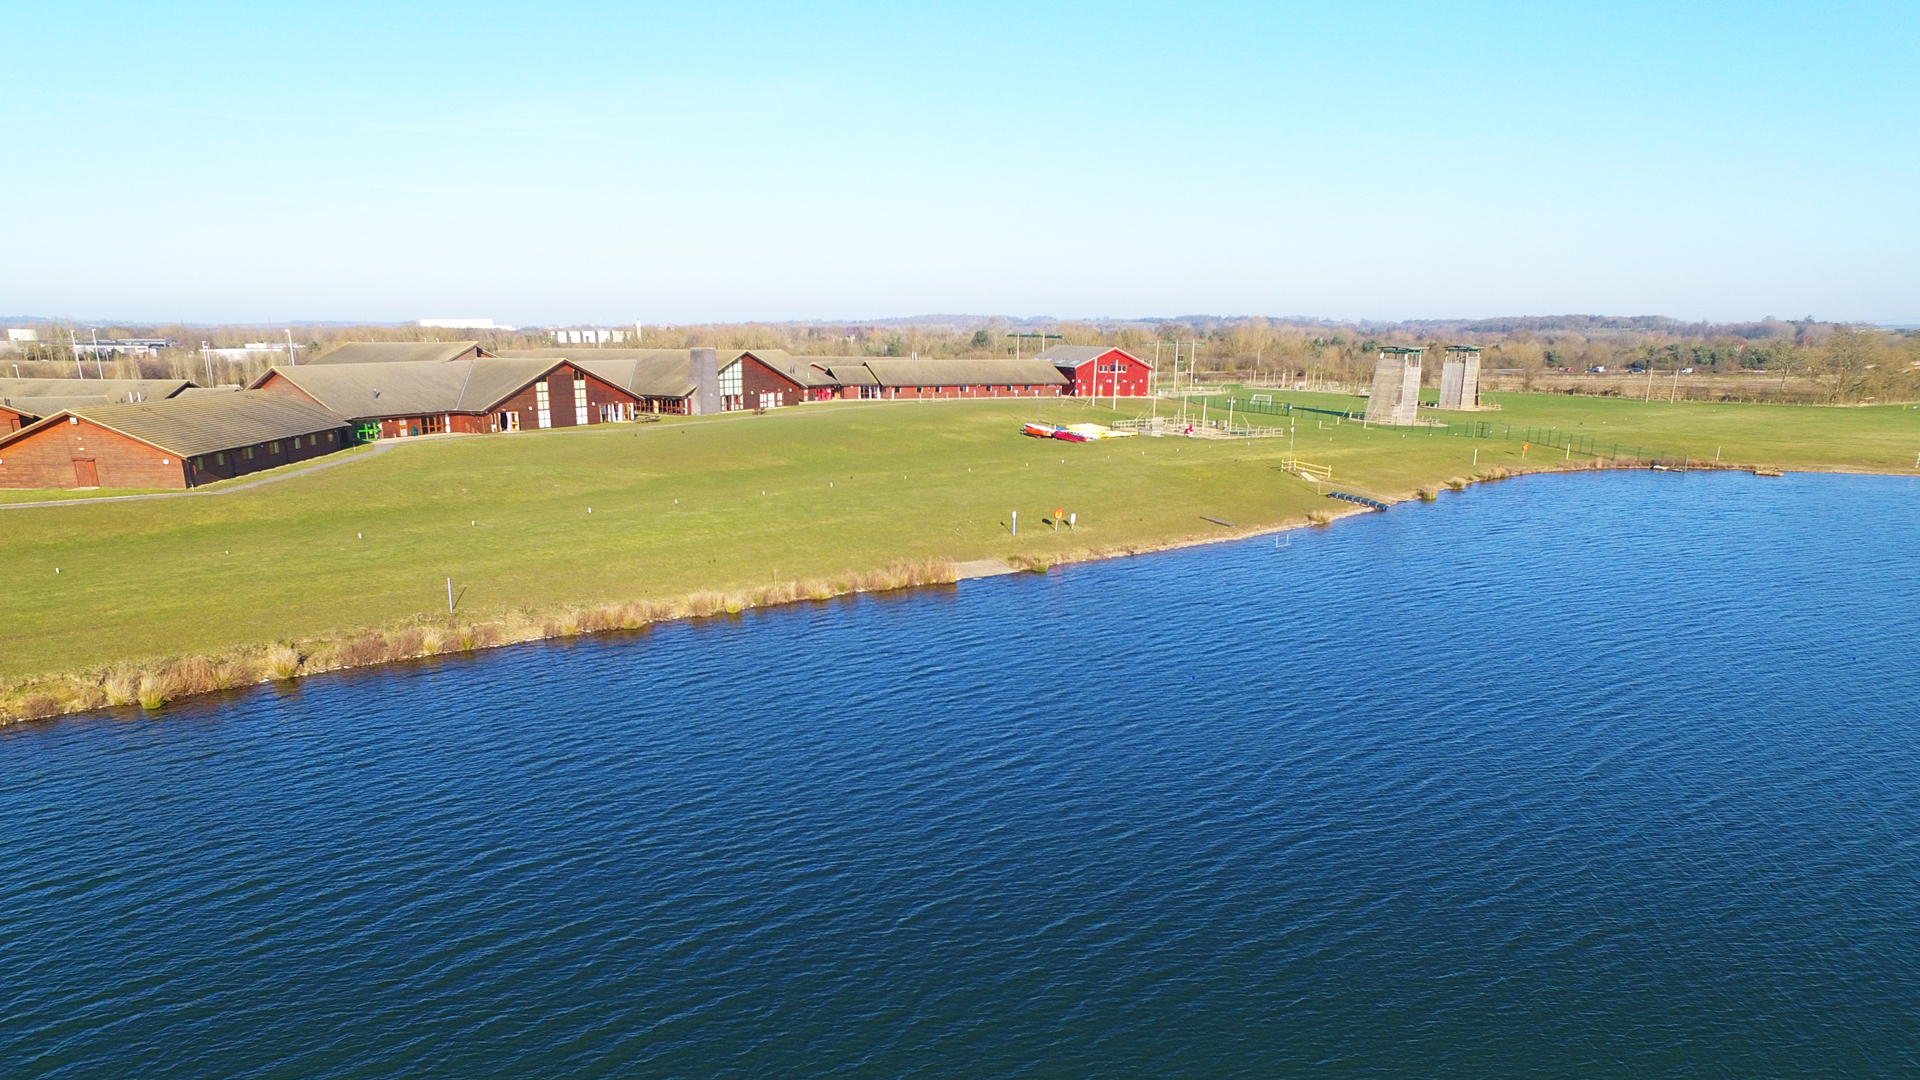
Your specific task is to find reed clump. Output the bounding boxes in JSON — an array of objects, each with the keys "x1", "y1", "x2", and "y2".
[
  {"x1": 1307, "y1": 509, "x2": 1335, "y2": 526},
  {"x1": 1418, "y1": 487, "x2": 1439, "y2": 502},
  {"x1": 1446, "y1": 477, "x2": 1469, "y2": 491}
]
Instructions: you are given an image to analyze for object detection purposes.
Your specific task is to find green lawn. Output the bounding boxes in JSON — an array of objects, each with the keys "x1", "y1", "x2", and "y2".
[{"x1": 1, "y1": 393, "x2": 1914, "y2": 681}]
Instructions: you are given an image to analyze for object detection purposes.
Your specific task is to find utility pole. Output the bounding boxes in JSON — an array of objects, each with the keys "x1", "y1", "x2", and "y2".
[
  {"x1": 202, "y1": 341, "x2": 212, "y2": 385},
  {"x1": 93, "y1": 330, "x2": 105, "y2": 379},
  {"x1": 287, "y1": 328, "x2": 297, "y2": 366},
  {"x1": 70, "y1": 328, "x2": 83, "y2": 378}
]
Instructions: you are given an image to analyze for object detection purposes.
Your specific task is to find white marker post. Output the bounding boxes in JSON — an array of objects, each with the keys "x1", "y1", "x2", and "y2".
[
  {"x1": 447, "y1": 578, "x2": 454, "y2": 614},
  {"x1": 1011, "y1": 510, "x2": 1017, "y2": 537}
]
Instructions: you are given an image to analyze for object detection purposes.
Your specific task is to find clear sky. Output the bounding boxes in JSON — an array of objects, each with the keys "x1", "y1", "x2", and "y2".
[{"x1": 3, "y1": 1, "x2": 1914, "y2": 325}]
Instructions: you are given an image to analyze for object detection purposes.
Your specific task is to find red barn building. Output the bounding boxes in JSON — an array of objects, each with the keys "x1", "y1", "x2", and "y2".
[
  {"x1": 0, "y1": 392, "x2": 350, "y2": 489},
  {"x1": 1036, "y1": 346, "x2": 1154, "y2": 397}
]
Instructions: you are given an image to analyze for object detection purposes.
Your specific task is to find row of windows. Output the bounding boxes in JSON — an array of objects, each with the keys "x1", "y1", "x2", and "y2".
[{"x1": 190, "y1": 430, "x2": 338, "y2": 470}]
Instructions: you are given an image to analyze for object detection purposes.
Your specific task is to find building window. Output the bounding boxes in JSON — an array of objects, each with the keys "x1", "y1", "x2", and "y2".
[
  {"x1": 243, "y1": 447, "x2": 254, "y2": 460},
  {"x1": 536, "y1": 382, "x2": 552, "y2": 428},
  {"x1": 293, "y1": 437, "x2": 302, "y2": 449},
  {"x1": 270, "y1": 441, "x2": 281, "y2": 453},
  {"x1": 215, "y1": 453, "x2": 225, "y2": 465},
  {"x1": 719, "y1": 362, "x2": 742, "y2": 397},
  {"x1": 574, "y1": 377, "x2": 589, "y2": 425}
]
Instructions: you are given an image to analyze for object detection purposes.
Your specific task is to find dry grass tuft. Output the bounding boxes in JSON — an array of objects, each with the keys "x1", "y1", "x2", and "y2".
[
  {"x1": 137, "y1": 673, "x2": 174, "y2": 711},
  {"x1": 1418, "y1": 487, "x2": 1439, "y2": 502},
  {"x1": 1446, "y1": 477, "x2": 1469, "y2": 491},
  {"x1": 102, "y1": 670, "x2": 139, "y2": 707},
  {"x1": 265, "y1": 644, "x2": 301, "y2": 680},
  {"x1": 1307, "y1": 509, "x2": 1335, "y2": 526}
]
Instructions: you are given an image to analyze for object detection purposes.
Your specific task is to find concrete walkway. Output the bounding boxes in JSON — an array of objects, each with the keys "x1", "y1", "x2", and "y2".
[{"x1": 0, "y1": 440, "x2": 400, "y2": 510}]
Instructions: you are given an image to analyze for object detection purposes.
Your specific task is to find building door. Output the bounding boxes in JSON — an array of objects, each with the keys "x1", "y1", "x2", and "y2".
[{"x1": 72, "y1": 459, "x2": 98, "y2": 487}]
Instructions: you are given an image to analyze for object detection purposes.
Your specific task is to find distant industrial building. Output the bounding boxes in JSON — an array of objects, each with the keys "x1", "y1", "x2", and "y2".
[
  {"x1": 73, "y1": 338, "x2": 176, "y2": 357},
  {"x1": 418, "y1": 318, "x2": 513, "y2": 330},
  {"x1": 552, "y1": 328, "x2": 634, "y2": 345},
  {"x1": 6, "y1": 329, "x2": 37, "y2": 342}
]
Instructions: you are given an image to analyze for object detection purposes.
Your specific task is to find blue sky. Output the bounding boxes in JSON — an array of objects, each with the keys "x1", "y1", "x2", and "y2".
[{"x1": 3, "y1": 1, "x2": 1914, "y2": 325}]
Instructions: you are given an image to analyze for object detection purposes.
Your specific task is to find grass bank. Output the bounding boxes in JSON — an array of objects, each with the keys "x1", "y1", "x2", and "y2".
[{"x1": 2, "y1": 393, "x2": 1913, "y2": 722}]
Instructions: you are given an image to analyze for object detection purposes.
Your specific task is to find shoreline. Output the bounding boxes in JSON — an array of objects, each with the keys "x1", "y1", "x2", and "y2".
[{"x1": 0, "y1": 457, "x2": 1889, "y2": 729}]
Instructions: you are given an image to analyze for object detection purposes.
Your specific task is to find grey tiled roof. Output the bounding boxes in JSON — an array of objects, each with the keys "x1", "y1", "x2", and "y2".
[
  {"x1": 307, "y1": 341, "x2": 487, "y2": 365},
  {"x1": 0, "y1": 391, "x2": 348, "y2": 457}
]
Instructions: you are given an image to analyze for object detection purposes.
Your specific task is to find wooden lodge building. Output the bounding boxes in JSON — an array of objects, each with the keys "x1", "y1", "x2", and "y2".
[
  {"x1": 1034, "y1": 346, "x2": 1155, "y2": 397},
  {"x1": 0, "y1": 391, "x2": 350, "y2": 489},
  {"x1": 251, "y1": 358, "x2": 659, "y2": 437},
  {"x1": 492, "y1": 350, "x2": 711, "y2": 415},
  {"x1": 850, "y1": 358, "x2": 1070, "y2": 399}
]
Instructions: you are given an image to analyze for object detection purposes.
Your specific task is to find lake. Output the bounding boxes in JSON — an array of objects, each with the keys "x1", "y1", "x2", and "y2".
[{"x1": 3, "y1": 470, "x2": 1918, "y2": 1078}]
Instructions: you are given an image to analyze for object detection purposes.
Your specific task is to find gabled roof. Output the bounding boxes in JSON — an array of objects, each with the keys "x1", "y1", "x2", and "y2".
[
  {"x1": 573, "y1": 356, "x2": 699, "y2": 399},
  {"x1": 809, "y1": 359, "x2": 879, "y2": 386},
  {"x1": 1034, "y1": 345, "x2": 1139, "y2": 366},
  {"x1": 0, "y1": 392, "x2": 347, "y2": 458},
  {"x1": 251, "y1": 357, "x2": 634, "y2": 419},
  {"x1": 861, "y1": 359, "x2": 1070, "y2": 386},
  {"x1": 736, "y1": 349, "x2": 838, "y2": 388},
  {"x1": 0, "y1": 377, "x2": 195, "y2": 407},
  {"x1": 307, "y1": 341, "x2": 489, "y2": 365}
]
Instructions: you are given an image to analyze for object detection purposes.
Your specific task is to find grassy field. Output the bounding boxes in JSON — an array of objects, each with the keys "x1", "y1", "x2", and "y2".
[{"x1": 1, "y1": 392, "x2": 1914, "y2": 685}]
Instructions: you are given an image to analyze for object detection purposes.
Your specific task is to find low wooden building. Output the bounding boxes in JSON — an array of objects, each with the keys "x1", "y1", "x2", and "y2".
[
  {"x1": 1035, "y1": 345, "x2": 1154, "y2": 397},
  {"x1": 858, "y1": 359, "x2": 1070, "y2": 399},
  {"x1": 495, "y1": 349, "x2": 706, "y2": 414},
  {"x1": 307, "y1": 341, "x2": 492, "y2": 365},
  {"x1": 251, "y1": 357, "x2": 644, "y2": 437},
  {"x1": 714, "y1": 350, "x2": 840, "y2": 410},
  {"x1": 0, "y1": 392, "x2": 350, "y2": 489}
]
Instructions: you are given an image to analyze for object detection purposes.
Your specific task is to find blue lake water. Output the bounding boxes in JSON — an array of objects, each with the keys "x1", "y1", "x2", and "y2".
[{"x1": 4, "y1": 470, "x2": 1919, "y2": 1078}]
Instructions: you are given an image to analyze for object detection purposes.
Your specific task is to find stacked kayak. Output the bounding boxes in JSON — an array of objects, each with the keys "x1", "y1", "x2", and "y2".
[{"x1": 1021, "y1": 422, "x2": 1136, "y2": 442}]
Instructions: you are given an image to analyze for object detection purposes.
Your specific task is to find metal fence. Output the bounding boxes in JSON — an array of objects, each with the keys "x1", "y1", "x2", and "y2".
[{"x1": 1186, "y1": 394, "x2": 1670, "y2": 463}]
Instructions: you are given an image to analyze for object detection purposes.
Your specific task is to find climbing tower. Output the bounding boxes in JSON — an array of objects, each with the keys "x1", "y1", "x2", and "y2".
[
  {"x1": 1364, "y1": 347, "x2": 1424, "y2": 425},
  {"x1": 1437, "y1": 345, "x2": 1482, "y2": 410}
]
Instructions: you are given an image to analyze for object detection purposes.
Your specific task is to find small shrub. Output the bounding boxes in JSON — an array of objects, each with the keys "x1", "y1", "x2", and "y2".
[
  {"x1": 1418, "y1": 487, "x2": 1438, "y2": 502},
  {"x1": 1308, "y1": 509, "x2": 1334, "y2": 526},
  {"x1": 1446, "y1": 477, "x2": 1468, "y2": 491}
]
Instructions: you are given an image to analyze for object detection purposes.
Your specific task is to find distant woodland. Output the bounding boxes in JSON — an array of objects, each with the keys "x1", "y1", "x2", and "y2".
[{"x1": 4, "y1": 315, "x2": 1916, "y2": 405}]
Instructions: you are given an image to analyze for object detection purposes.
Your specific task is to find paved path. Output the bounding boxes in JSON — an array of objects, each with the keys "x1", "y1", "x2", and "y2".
[{"x1": 0, "y1": 440, "x2": 400, "y2": 511}]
